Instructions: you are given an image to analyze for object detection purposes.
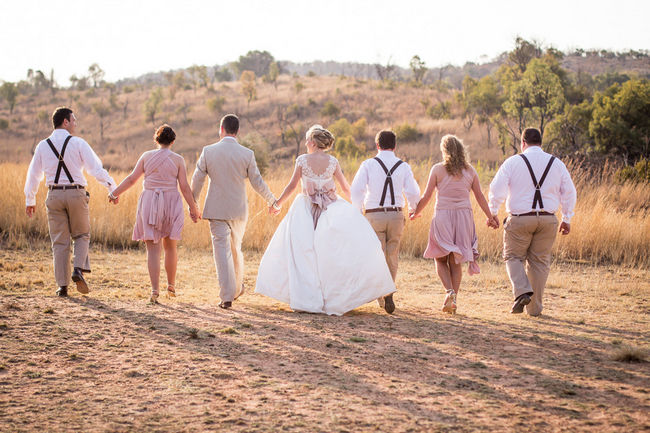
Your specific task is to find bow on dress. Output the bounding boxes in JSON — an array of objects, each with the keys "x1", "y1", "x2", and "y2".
[{"x1": 305, "y1": 181, "x2": 337, "y2": 228}]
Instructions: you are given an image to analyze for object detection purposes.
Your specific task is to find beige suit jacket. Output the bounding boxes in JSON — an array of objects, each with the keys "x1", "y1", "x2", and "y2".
[{"x1": 191, "y1": 136, "x2": 275, "y2": 221}]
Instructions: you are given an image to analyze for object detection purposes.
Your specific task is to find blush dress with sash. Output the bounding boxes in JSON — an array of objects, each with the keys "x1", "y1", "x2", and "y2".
[
  {"x1": 423, "y1": 167, "x2": 480, "y2": 274},
  {"x1": 255, "y1": 154, "x2": 396, "y2": 315},
  {"x1": 132, "y1": 148, "x2": 185, "y2": 243}
]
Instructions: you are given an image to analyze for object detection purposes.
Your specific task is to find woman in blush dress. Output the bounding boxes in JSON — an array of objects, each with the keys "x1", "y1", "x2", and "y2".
[
  {"x1": 255, "y1": 125, "x2": 395, "y2": 315},
  {"x1": 109, "y1": 125, "x2": 200, "y2": 303},
  {"x1": 410, "y1": 135, "x2": 493, "y2": 314}
]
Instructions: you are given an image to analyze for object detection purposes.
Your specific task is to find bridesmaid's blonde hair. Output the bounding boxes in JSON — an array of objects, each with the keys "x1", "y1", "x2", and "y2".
[
  {"x1": 440, "y1": 134, "x2": 469, "y2": 176},
  {"x1": 306, "y1": 124, "x2": 335, "y2": 150}
]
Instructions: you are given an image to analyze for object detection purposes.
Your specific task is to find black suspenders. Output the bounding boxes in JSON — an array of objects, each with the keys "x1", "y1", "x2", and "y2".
[
  {"x1": 374, "y1": 157, "x2": 404, "y2": 207},
  {"x1": 46, "y1": 136, "x2": 75, "y2": 184},
  {"x1": 519, "y1": 154, "x2": 555, "y2": 210}
]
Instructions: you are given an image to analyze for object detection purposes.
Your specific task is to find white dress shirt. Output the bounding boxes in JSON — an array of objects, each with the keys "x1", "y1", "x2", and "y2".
[
  {"x1": 488, "y1": 146, "x2": 577, "y2": 223},
  {"x1": 24, "y1": 129, "x2": 116, "y2": 206},
  {"x1": 350, "y1": 150, "x2": 421, "y2": 212}
]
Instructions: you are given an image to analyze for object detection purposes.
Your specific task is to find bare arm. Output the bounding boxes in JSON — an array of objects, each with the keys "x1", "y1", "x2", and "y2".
[
  {"x1": 276, "y1": 164, "x2": 302, "y2": 207},
  {"x1": 111, "y1": 154, "x2": 145, "y2": 197},
  {"x1": 333, "y1": 163, "x2": 351, "y2": 202},
  {"x1": 471, "y1": 170, "x2": 492, "y2": 219},
  {"x1": 175, "y1": 156, "x2": 200, "y2": 221},
  {"x1": 411, "y1": 166, "x2": 437, "y2": 218}
]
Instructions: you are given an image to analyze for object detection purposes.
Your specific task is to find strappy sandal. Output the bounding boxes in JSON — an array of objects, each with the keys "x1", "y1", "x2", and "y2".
[
  {"x1": 442, "y1": 291, "x2": 457, "y2": 314},
  {"x1": 167, "y1": 284, "x2": 176, "y2": 297}
]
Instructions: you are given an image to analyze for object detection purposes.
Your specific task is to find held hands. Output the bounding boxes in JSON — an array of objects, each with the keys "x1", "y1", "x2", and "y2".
[
  {"x1": 189, "y1": 205, "x2": 201, "y2": 223},
  {"x1": 269, "y1": 200, "x2": 281, "y2": 216},
  {"x1": 25, "y1": 206, "x2": 35, "y2": 218},
  {"x1": 486, "y1": 214, "x2": 499, "y2": 229},
  {"x1": 559, "y1": 222, "x2": 570, "y2": 235},
  {"x1": 408, "y1": 211, "x2": 421, "y2": 220},
  {"x1": 108, "y1": 192, "x2": 119, "y2": 205}
]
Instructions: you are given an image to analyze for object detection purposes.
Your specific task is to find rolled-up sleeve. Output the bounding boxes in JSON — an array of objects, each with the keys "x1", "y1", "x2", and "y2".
[
  {"x1": 488, "y1": 161, "x2": 510, "y2": 215},
  {"x1": 402, "y1": 165, "x2": 421, "y2": 212},
  {"x1": 80, "y1": 139, "x2": 116, "y2": 191},
  {"x1": 559, "y1": 162, "x2": 577, "y2": 223},
  {"x1": 24, "y1": 143, "x2": 44, "y2": 207},
  {"x1": 350, "y1": 162, "x2": 368, "y2": 211}
]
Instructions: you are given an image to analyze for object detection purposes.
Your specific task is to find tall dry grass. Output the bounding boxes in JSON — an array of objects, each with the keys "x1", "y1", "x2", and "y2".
[{"x1": 2, "y1": 160, "x2": 649, "y2": 268}]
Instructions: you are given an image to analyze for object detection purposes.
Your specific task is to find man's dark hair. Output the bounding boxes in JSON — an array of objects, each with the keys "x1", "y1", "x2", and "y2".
[
  {"x1": 154, "y1": 124, "x2": 176, "y2": 145},
  {"x1": 52, "y1": 107, "x2": 73, "y2": 128},
  {"x1": 522, "y1": 128, "x2": 542, "y2": 145},
  {"x1": 221, "y1": 114, "x2": 239, "y2": 135},
  {"x1": 376, "y1": 130, "x2": 396, "y2": 150}
]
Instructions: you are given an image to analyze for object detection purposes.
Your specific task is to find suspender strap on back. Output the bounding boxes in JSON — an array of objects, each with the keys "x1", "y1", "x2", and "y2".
[
  {"x1": 46, "y1": 136, "x2": 75, "y2": 184},
  {"x1": 519, "y1": 154, "x2": 555, "y2": 210},
  {"x1": 374, "y1": 157, "x2": 404, "y2": 206}
]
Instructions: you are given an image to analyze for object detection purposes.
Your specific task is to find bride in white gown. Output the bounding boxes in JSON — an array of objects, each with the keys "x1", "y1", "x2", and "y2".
[{"x1": 255, "y1": 125, "x2": 396, "y2": 315}]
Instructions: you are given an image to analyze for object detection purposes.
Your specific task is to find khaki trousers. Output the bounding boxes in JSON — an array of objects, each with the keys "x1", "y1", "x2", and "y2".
[
  {"x1": 209, "y1": 219, "x2": 247, "y2": 302},
  {"x1": 365, "y1": 211, "x2": 405, "y2": 282},
  {"x1": 45, "y1": 189, "x2": 91, "y2": 287},
  {"x1": 503, "y1": 214, "x2": 558, "y2": 316}
]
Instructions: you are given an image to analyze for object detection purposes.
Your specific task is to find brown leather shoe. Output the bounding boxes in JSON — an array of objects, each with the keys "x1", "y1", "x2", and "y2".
[
  {"x1": 219, "y1": 301, "x2": 232, "y2": 309},
  {"x1": 71, "y1": 268, "x2": 89, "y2": 294},
  {"x1": 510, "y1": 293, "x2": 532, "y2": 314},
  {"x1": 383, "y1": 294, "x2": 395, "y2": 314}
]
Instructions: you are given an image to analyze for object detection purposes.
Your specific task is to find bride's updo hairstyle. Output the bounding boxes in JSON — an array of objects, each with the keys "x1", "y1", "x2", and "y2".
[
  {"x1": 154, "y1": 124, "x2": 176, "y2": 147},
  {"x1": 306, "y1": 124, "x2": 335, "y2": 150},
  {"x1": 440, "y1": 134, "x2": 469, "y2": 176}
]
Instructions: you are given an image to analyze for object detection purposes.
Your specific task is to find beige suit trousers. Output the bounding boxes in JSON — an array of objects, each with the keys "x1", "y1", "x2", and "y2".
[
  {"x1": 209, "y1": 219, "x2": 247, "y2": 302},
  {"x1": 45, "y1": 189, "x2": 91, "y2": 287},
  {"x1": 365, "y1": 211, "x2": 405, "y2": 282},
  {"x1": 503, "y1": 214, "x2": 558, "y2": 316}
]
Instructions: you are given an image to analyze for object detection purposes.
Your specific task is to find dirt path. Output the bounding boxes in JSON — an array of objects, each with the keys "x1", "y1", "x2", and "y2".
[{"x1": 0, "y1": 247, "x2": 648, "y2": 432}]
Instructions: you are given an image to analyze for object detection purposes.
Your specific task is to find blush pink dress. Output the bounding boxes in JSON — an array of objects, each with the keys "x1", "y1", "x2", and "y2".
[
  {"x1": 132, "y1": 149, "x2": 184, "y2": 243},
  {"x1": 423, "y1": 167, "x2": 480, "y2": 274}
]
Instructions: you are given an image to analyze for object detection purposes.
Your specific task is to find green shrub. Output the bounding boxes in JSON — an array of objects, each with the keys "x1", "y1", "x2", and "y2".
[
  {"x1": 206, "y1": 96, "x2": 226, "y2": 113},
  {"x1": 616, "y1": 158, "x2": 650, "y2": 184},
  {"x1": 393, "y1": 122, "x2": 419, "y2": 142},
  {"x1": 426, "y1": 101, "x2": 452, "y2": 119},
  {"x1": 320, "y1": 101, "x2": 340, "y2": 118},
  {"x1": 0, "y1": 118, "x2": 8, "y2": 131}
]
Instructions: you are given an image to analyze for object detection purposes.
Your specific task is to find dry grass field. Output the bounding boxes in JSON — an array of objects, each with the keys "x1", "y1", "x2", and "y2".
[{"x1": 0, "y1": 244, "x2": 648, "y2": 432}]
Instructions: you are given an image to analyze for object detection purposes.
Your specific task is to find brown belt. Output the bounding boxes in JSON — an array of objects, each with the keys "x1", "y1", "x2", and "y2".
[
  {"x1": 510, "y1": 211, "x2": 554, "y2": 217},
  {"x1": 365, "y1": 207, "x2": 403, "y2": 213},
  {"x1": 48, "y1": 185, "x2": 85, "y2": 190}
]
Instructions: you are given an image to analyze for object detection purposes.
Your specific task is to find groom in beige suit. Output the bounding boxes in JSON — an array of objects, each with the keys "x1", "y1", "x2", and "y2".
[{"x1": 191, "y1": 114, "x2": 278, "y2": 308}]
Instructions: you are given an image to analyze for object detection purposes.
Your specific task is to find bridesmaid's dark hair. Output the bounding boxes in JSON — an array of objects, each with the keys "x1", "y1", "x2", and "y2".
[{"x1": 154, "y1": 124, "x2": 176, "y2": 146}]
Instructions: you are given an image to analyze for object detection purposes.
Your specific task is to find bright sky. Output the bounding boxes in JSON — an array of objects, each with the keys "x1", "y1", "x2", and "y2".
[{"x1": 1, "y1": 0, "x2": 648, "y2": 85}]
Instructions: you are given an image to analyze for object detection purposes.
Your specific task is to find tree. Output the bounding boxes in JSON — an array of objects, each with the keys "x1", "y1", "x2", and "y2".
[
  {"x1": 0, "y1": 82, "x2": 18, "y2": 114},
  {"x1": 88, "y1": 63, "x2": 105, "y2": 88},
  {"x1": 409, "y1": 55, "x2": 427, "y2": 84},
  {"x1": 499, "y1": 59, "x2": 565, "y2": 153},
  {"x1": 375, "y1": 58, "x2": 397, "y2": 82},
  {"x1": 235, "y1": 50, "x2": 275, "y2": 77},
  {"x1": 143, "y1": 88, "x2": 164, "y2": 125},
  {"x1": 546, "y1": 101, "x2": 593, "y2": 158},
  {"x1": 589, "y1": 79, "x2": 650, "y2": 163},
  {"x1": 508, "y1": 36, "x2": 542, "y2": 73},
  {"x1": 92, "y1": 101, "x2": 112, "y2": 141},
  {"x1": 214, "y1": 66, "x2": 233, "y2": 82},
  {"x1": 240, "y1": 71, "x2": 257, "y2": 107},
  {"x1": 265, "y1": 61, "x2": 280, "y2": 89}
]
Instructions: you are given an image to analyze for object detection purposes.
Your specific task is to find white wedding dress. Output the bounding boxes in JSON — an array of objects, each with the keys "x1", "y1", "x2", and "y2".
[{"x1": 255, "y1": 154, "x2": 396, "y2": 315}]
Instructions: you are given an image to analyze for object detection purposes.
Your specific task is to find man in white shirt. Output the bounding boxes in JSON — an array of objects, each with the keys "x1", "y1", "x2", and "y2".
[
  {"x1": 24, "y1": 107, "x2": 116, "y2": 297},
  {"x1": 488, "y1": 128, "x2": 576, "y2": 316},
  {"x1": 351, "y1": 130, "x2": 421, "y2": 314}
]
